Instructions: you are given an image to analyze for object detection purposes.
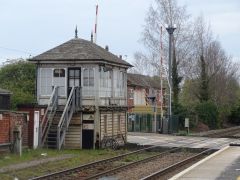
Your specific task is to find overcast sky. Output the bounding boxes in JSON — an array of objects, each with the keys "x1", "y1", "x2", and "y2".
[{"x1": 0, "y1": 0, "x2": 239, "y2": 65}]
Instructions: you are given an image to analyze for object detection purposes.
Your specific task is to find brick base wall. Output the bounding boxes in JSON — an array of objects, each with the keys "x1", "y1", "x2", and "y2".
[
  {"x1": 0, "y1": 114, "x2": 11, "y2": 144},
  {"x1": 0, "y1": 111, "x2": 28, "y2": 147},
  {"x1": 18, "y1": 106, "x2": 46, "y2": 148}
]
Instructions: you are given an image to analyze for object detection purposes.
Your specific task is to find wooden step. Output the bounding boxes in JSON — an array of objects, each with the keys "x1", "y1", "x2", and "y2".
[
  {"x1": 64, "y1": 143, "x2": 81, "y2": 149},
  {"x1": 65, "y1": 125, "x2": 81, "y2": 149},
  {"x1": 70, "y1": 114, "x2": 81, "y2": 125},
  {"x1": 67, "y1": 126, "x2": 81, "y2": 131},
  {"x1": 65, "y1": 134, "x2": 81, "y2": 139}
]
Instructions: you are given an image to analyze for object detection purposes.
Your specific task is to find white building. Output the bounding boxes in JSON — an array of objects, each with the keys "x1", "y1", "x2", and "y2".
[{"x1": 30, "y1": 37, "x2": 132, "y2": 149}]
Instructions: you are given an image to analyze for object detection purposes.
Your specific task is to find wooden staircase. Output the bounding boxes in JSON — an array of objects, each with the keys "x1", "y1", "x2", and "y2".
[
  {"x1": 40, "y1": 86, "x2": 81, "y2": 150},
  {"x1": 65, "y1": 113, "x2": 82, "y2": 149},
  {"x1": 46, "y1": 112, "x2": 82, "y2": 149}
]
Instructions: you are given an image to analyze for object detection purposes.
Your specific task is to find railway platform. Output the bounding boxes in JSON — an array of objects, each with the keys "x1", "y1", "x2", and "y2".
[{"x1": 170, "y1": 145, "x2": 240, "y2": 180}]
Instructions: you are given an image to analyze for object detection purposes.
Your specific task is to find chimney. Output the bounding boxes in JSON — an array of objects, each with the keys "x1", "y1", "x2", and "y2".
[
  {"x1": 91, "y1": 32, "x2": 93, "y2": 43},
  {"x1": 105, "y1": 45, "x2": 109, "y2": 51},
  {"x1": 119, "y1": 55, "x2": 122, "y2": 59}
]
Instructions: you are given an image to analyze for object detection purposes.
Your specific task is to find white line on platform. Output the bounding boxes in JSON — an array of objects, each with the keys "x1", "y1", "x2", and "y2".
[{"x1": 169, "y1": 146, "x2": 230, "y2": 180}]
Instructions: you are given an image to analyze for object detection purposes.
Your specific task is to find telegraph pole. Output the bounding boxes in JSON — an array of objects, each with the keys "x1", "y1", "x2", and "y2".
[
  {"x1": 160, "y1": 26, "x2": 163, "y2": 133},
  {"x1": 166, "y1": 25, "x2": 176, "y2": 133}
]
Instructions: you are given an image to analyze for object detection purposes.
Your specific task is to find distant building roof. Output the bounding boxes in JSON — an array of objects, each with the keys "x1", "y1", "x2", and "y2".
[
  {"x1": 31, "y1": 38, "x2": 132, "y2": 67},
  {"x1": 127, "y1": 73, "x2": 162, "y2": 89},
  {"x1": 0, "y1": 88, "x2": 11, "y2": 95}
]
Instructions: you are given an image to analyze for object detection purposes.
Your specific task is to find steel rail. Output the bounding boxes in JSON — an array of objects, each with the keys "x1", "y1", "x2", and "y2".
[
  {"x1": 204, "y1": 126, "x2": 240, "y2": 138},
  {"x1": 140, "y1": 148, "x2": 212, "y2": 180},
  {"x1": 140, "y1": 141, "x2": 237, "y2": 180},
  {"x1": 29, "y1": 137, "x2": 230, "y2": 180},
  {"x1": 88, "y1": 140, "x2": 236, "y2": 180},
  {"x1": 31, "y1": 137, "x2": 206, "y2": 180},
  {"x1": 85, "y1": 146, "x2": 194, "y2": 180},
  {"x1": 29, "y1": 145, "x2": 165, "y2": 180},
  {"x1": 210, "y1": 128, "x2": 240, "y2": 138}
]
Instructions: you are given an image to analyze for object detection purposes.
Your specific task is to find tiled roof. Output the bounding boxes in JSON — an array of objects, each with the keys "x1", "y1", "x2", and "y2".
[
  {"x1": 0, "y1": 88, "x2": 11, "y2": 94},
  {"x1": 127, "y1": 73, "x2": 162, "y2": 89},
  {"x1": 31, "y1": 38, "x2": 132, "y2": 67}
]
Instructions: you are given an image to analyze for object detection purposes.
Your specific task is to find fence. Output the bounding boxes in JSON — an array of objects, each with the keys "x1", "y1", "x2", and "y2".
[{"x1": 127, "y1": 113, "x2": 161, "y2": 133}]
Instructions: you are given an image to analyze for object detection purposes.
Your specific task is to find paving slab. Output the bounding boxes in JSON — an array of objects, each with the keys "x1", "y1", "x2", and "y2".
[{"x1": 170, "y1": 146, "x2": 240, "y2": 180}]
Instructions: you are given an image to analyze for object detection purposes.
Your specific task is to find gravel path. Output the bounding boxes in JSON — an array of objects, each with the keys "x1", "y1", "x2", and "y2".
[{"x1": 0, "y1": 154, "x2": 74, "y2": 173}]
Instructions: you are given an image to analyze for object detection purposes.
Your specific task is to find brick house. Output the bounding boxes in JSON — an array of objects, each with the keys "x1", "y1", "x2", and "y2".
[{"x1": 127, "y1": 73, "x2": 166, "y2": 133}]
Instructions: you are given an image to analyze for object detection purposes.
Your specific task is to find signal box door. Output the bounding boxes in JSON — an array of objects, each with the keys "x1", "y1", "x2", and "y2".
[
  {"x1": 82, "y1": 114, "x2": 95, "y2": 149},
  {"x1": 68, "y1": 68, "x2": 81, "y2": 96}
]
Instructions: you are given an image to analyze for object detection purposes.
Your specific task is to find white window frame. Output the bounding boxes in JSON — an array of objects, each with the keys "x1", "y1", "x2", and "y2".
[
  {"x1": 128, "y1": 88, "x2": 134, "y2": 99},
  {"x1": 83, "y1": 68, "x2": 94, "y2": 87},
  {"x1": 39, "y1": 68, "x2": 52, "y2": 96}
]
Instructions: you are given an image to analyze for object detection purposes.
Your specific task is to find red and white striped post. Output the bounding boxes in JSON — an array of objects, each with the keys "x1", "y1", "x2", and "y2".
[{"x1": 94, "y1": 4, "x2": 99, "y2": 44}]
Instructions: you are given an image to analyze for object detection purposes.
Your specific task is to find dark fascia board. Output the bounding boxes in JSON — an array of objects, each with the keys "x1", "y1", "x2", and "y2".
[
  {"x1": 29, "y1": 59, "x2": 133, "y2": 68},
  {"x1": 127, "y1": 82, "x2": 161, "y2": 90},
  {"x1": 17, "y1": 103, "x2": 47, "y2": 109},
  {"x1": 127, "y1": 80, "x2": 150, "y2": 89},
  {"x1": 0, "y1": 92, "x2": 12, "y2": 95},
  {"x1": 0, "y1": 110, "x2": 29, "y2": 114},
  {"x1": 0, "y1": 89, "x2": 12, "y2": 95}
]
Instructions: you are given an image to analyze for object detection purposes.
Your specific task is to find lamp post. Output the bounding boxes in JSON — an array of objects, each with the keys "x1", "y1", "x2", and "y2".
[{"x1": 165, "y1": 24, "x2": 176, "y2": 133}]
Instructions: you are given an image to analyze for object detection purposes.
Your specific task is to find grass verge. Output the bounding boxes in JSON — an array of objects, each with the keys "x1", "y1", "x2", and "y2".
[{"x1": 0, "y1": 148, "x2": 128, "y2": 180}]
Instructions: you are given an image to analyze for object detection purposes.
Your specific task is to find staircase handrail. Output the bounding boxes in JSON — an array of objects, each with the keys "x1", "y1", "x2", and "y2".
[
  {"x1": 57, "y1": 86, "x2": 81, "y2": 150},
  {"x1": 40, "y1": 86, "x2": 59, "y2": 147}
]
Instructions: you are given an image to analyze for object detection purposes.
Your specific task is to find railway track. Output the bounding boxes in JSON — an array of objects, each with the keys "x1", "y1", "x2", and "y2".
[
  {"x1": 29, "y1": 145, "x2": 170, "y2": 180},
  {"x1": 140, "y1": 148, "x2": 212, "y2": 180},
  {"x1": 28, "y1": 131, "x2": 239, "y2": 180},
  {"x1": 85, "y1": 147, "x2": 208, "y2": 180},
  {"x1": 204, "y1": 126, "x2": 240, "y2": 138},
  {"x1": 139, "y1": 141, "x2": 237, "y2": 180},
  {"x1": 30, "y1": 138, "x2": 219, "y2": 180}
]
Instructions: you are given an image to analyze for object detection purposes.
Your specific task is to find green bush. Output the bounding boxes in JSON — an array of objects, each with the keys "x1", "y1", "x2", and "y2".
[
  {"x1": 172, "y1": 103, "x2": 187, "y2": 129},
  {"x1": 0, "y1": 60, "x2": 36, "y2": 109},
  {"x1": 228, "y1": 102, "x2": 240, "y2": 125},
  {"x1": 195, "y1": 101, "x2": 219, "y2": 129}
]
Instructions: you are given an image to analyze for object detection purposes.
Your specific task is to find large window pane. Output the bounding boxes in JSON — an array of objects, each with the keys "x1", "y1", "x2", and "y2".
[
  {"x1": 40, "y1": 68, "x2": 52, "y2": 96},
  {"x1": 69, "y1": 70, "x2": 74, "y2": 77},
  {"x1": 89, "y1": 68, "x2": 94, "y2": 86},
  {"x1": 75, "y1": 70, "x2": 80, "y2": 77},
  {"x1": 83, "y1": 69, "x2": 89, "y2": 86}
]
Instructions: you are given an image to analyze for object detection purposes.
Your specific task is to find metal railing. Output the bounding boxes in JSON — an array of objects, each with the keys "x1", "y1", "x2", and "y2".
[
  {"x1": 57, "y1": 86, "x2": 81, "y2": 150},
  {"x1": 39, "y1": 86, "x2": 59, "y2": 147}
]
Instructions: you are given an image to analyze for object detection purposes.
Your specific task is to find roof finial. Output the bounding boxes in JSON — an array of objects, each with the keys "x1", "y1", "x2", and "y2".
[
  {"x1": 75, "y1": 25, "x2": 78, "y2": 38},
  {"x1": 91, "y1": 31, "x2": 93, "y2": 43}
]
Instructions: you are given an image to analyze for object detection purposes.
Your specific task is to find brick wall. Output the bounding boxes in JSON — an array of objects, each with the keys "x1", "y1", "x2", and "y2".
[
  {"x1": 127, "y1": 86, "x2": 167, "y2": 113},
  {"x1": 127, "y1": 87, "x2": 134, "y2": 112},
  {"x1": 18, "y1": 104, "x2": 46, "y2": 148},
  {"x1": 0, "y1": 113, "x2": 11, "y2": 144},
  {"x1": 0, "y1": 111, "x2": 28, "y2": 147}
]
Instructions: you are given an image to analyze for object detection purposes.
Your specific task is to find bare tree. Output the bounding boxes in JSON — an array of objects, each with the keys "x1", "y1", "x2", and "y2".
[
  {"x1": 135, "y1": 0, "x2": 240, "y2": 125},
  {"x1": 133, "y1": 0, "x2": 194, "y2": 77},
  {"x1": 181, "y1": 15, "x2": 240, "y2": 123}
]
